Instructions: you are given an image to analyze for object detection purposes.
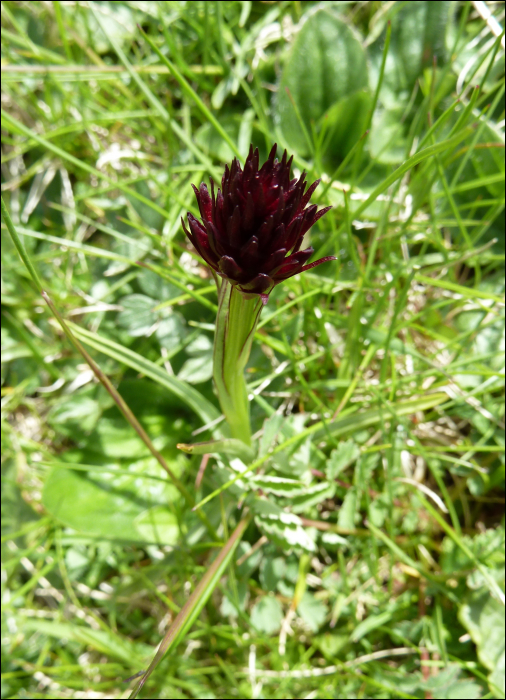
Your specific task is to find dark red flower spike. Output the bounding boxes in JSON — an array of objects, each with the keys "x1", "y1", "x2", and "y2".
[{"x1": 182, "y1": 144, "x2": 335, "y2": 304}]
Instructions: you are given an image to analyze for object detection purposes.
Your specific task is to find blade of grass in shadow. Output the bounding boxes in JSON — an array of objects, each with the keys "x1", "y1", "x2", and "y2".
[
  {"x1": 406, "y1": 489, "x2": 505, "y2": 606},
  {"x1": 1, "y1": 196, "x2": 219, "y2": 541},
  {"x1": 414, "y1": 273, "x2": 505, "y2": 303},
  {"x1": 129, "y1": 514, "x2": 250, "y2": 699},
  {"x1": 353, "y1": 125, "x2": 477, "y2": 220},
  {"x1": 365, "y1": 521, "x2": 460, "y2": 605}
]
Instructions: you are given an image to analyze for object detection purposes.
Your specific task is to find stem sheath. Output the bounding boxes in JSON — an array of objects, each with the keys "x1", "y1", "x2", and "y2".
[{"x1": 213, "y1": 281, "x2": 263, "y2": 446}]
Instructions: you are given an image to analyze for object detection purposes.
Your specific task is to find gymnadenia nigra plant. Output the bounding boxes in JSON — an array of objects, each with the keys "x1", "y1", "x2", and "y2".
[{"x1": 181, "y1": 144, "x2": 335, "y2": 446}]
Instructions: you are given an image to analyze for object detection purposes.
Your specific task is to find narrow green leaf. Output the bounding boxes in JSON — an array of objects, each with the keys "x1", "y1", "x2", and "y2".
[
  {"x1": 129, "y1": 516, "x2": 250, "y2": 699},
  {"x1": 68, "y1": 322, "x2": 221, "y2": 430},
  {"x1": 177, "y1": 439, "x2": 254, "y2": 462}
]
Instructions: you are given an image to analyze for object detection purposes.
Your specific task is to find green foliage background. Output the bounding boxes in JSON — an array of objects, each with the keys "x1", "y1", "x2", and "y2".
[{"x1": 1, "y1": 1, "x2": 505, "y2": 698}]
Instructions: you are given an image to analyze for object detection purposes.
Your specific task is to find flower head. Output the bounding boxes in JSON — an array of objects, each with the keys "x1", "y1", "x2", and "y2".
[{"x1": 182, "y1": 144, "x2": 335, "y2": 303}]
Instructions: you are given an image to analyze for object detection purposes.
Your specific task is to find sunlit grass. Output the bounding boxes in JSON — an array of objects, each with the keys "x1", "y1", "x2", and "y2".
[{"x1": 1, "y1": 1, "x2": 505, "y2": 699}]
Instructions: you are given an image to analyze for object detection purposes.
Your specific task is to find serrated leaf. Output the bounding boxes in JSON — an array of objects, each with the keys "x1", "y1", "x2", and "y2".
[
  {"x1": 260, "y1": 556, "x2": 287, "y2": 591},
  {"x1": 250, "y1": 595, "x2": 283, "y2": 635},
  {"x1": 320, "y1": 532, "x2": 349, "y2": 549},
  {"x1": 421, "y1": 663, "x2": 483, "y2": 699},
  {"x1": 459, "y1": 585, "x2": 505, "y2": 697},
  {"x1": 117, "y1": 294, "x2": 157, "y2": 337},
  {"x1": 259, "y1": 413, "x2": 284, "y2": 458},
  {"x1": 338, "y1": 487, "x2": 358, "y2": 529},
  {"x1": 250, "y1": 475, "x2": 306, "y2": 497},
  {"x1": 255, "y1": 516, "x2": 316, "y2": 553},
  {"x1": 290, "y1": 481, "x2": 336, "y2": 513},
  {"x1": 327, "y1": 440, "x2": 360, "y2": 479},
  {"x1": 177, "y1": 354, "x2": 213, "y2": 384},
  {"x1": 297, "y1": 592, "x2": 328, "y2": 633},
  {"x1": 249, "y1": 497, "x2": 300, "y2": 524},
  {"x1": 251, "y1": 497, "x2": 316, "y2": 551}
]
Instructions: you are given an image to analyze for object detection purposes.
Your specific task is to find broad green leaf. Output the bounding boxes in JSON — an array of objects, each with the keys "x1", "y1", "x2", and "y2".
[
  {"x1": 220, "y1": 581, "x2": 249, "y2": 618},
  {"x1": 258, "y1": 413, "x2": 284, "y2": 458},
  {"x1": 156, "y1": 314, "x2": 188, "y2": 351},
  {"x1": 469, "y1": 121, "x2": 505, "y2": 198},
  {"x1": 421, "y1": 664, "x2": 483, "y2": 699},
  {"x1": 186, "y1": 334, "x2": 213, "y2": 355},
  {"x1": 389, "y1": 1, "x2": 453, "y2": 90},
  {"x1": 47, "y1": 394, "x2": 101, "y2": 439},
  {"x1": 369, "y1": 105, "x2": 409, "y2": 164},
  {"x1": 260, "y1": 556, "x2": 287, "y2": 591},
  {"x1": 178, "y1": 333, "x2": 214, "y2": 385},
  {"x1": 72, "y1": 1, "x2": 137, "y2": 55},
  {"x1": 42, "y1": 457, "x2": 182, "y2": 544},
  {"x1": 297, "y1": 592, "x2": 328, "y2": 633},
  {"x1": 235, "y1": 541, "x2": 263, "y2": 579},
  {"x1": 137, "y1": 268, "x2": 181, "y2": 302},
  {"x1": 195, "y1": 116, "x2": 242, "y2": 163},
  {"x1": 459, "y1": 584, "x2": 506, "y2": 697},
  {"x1": 276, "y1": 9, "x2": 368, "y2": 157},
  {"x1": 320, "y1": 90, "x2": 372, "y2": 168},
  {"x1": 178, "y1": 354, "x2": 213, "y2": 384},
  {"x1": 86, "y1": 398, "x2": 185, "y2": 458},
  {"x1": 117, "y1": 294, "x2": 158, "y2": 337},
  {"x1": 250, "y1": 595, "x2": 283, "y2": 635},
  {"x1": 368, "y1": 494, "x2": 390, "y2": 528},
  {"x1": 134, "y1": 506, "x2": 180, "y2": 546},
  {"x1": 272, "y1": 435, "x2": 312, "y2": 478}
]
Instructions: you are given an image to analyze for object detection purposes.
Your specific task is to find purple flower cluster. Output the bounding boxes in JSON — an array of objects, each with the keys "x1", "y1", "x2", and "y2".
[{"x1": 183, "y1": 145, "x2": 334, "y2": 303}]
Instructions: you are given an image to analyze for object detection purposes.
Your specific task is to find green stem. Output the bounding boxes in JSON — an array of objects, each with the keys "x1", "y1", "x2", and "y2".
[{"x1": 213, "y1": 282, "x2": 263, "y2": 446}]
